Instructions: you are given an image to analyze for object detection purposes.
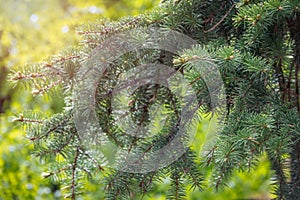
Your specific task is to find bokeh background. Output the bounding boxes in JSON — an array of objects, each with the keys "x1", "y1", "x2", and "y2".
[{"x1": 0, "y1": 0, "x2": 273, "y2": 199}]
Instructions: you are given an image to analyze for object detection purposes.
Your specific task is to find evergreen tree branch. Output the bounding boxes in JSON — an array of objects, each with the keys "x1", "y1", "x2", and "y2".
[
  {"x1": 71, "y1": 148, "x2": 80, "y2": 200},
  {"x1": 295, "y1": 61, "x2": 299, "y2": 113},
  {"x1": 13, "y1": 1, "x2": 300, "y2": 199},
  {"x1": 203, "y1": 4, "x2": 235, "y2": 33},
  {"x1": 12, "y1": 114, "x2": 44, "y2": 124}
]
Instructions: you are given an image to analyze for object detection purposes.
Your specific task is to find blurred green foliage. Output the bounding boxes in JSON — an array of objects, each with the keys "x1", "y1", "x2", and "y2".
[{"x1": 0, "y1": 0, "x2": 273, "y2": 199}]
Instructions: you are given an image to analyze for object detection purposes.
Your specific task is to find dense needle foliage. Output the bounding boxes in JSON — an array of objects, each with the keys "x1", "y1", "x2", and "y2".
[{"x1": 12, "y1": 0, "x2": 300, "y2": 199}]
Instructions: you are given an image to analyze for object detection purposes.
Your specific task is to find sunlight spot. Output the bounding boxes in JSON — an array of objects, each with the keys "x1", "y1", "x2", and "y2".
[
  {"x1": 54, "y1": 190, "x2": 61, "y2": 197},
  {"x1": 30, "y1": 14, "x2": 38, "y2": 23},
  {"x1": 88, "y1": 6, "x2": 103, "y2": 14},
  {"x1": 9, "y1": 145, "x2": 16, "y2": 152},
  {"x1": 9, "y1": 47, "x2": 18, "y2": 55},
  {"x1": 26, "y1": 183, "x2": 33, "y2": 190},
  {"x1": 61, "y1": 25, "x2": 69, "y2": 33}
]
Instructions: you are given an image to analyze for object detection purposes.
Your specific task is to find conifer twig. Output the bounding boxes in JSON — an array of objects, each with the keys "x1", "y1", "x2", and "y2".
[
  {"x1": 295, "y1": 63, "x2": 299, "y2": 112},
  {"x1": 204, "y1": 4, "x2": 235, "y2": 33},
  {"x1": 71, "y1": 148, "x2": 80, "y2": 200},
  {"x1": 13, "y1": 114, "x2": 43, "y2": 124}
]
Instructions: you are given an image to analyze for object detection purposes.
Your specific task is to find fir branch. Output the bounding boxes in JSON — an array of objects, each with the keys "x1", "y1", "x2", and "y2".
[
  {"x1": 203, "y1": 4, "x2": 235, "y2": 33},
  {"x1": 240, "y1": 78, "x2": 255, "y2": 98},
  {"x1": 246, "y1": 137, "x2": 260, "y2": 146},
  {"x1": 12, "y1": 114, "x2": 44, "y2": 124},
  {"x1": 174, "y1": 175, "x2": 180, "y2": 200},
  {"x1": 42, "y1": 165, "x2": 72, "y2": 178},
  {"x1": 11, "y1": 71, "x2": 47, "y2": 81},
  {"x1": 54, "y1": 135, "x2": 74, "y2": 154},
  {"x1": 287, "y1": 63, "x2": 294, "y2": 102},
  {"x1": 31, "y1": 79, "x2": 62, "y2": 95},
  {"x1": 44, "y1": 55, "x2": 81, "y2": 68},
  {"x1": 78, "y1": 147, "x2": 104, "y2": 171},
  {"x1": 13, "y1": 0, "x2": 300, "y2": 198},
  {"x1": 139, "y1": 172, "x2": 156, "y2": 194},
  {"x1": 11, "y1": 55, "x2": 80, "y2": 82},
  {"x1": 77, "y1": 17, "x2": 142, "y2": 36},
  {"x1": 71, "y1": 148, "x2": 80, "y2": 200},
  {"x1": 295, "y1": 61, "x2": 299, "y2": 112},
  {"x1": 30, "y1": 112, "x2": 73, "y2": 142}
]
